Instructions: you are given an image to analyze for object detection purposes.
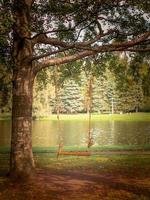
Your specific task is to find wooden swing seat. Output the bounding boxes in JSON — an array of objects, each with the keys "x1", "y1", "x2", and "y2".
[{"x1": 58, "y1": 151, "x2": 91, "y2": 156}]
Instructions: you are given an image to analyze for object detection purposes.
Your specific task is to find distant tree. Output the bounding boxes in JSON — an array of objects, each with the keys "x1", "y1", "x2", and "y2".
[
  {"x1": 33, "y1": 71, "x2": 53, "y2": 117},
  {"x1": 129, "y1": 53, "x2": 150, "y2": 96},
  {"x1": 60, "y1": 79, "x2": 83, "y2": 113}
]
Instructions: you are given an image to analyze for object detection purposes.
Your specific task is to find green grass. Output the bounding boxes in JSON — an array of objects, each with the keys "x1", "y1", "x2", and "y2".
[
  {"x1": 1, "y1": 144, "x2": 150, "y2": 154},
  {"x1": 32, "y1": 144, "x2": 150, "y2": 153},
  {"x1": 1, "y1": 152, "x2": 150, "y2": 175},
  {"x1": 35, "y1": 112, "x2": 150, "y2": 121},
  {"x1": 34, "y1": 153, "x2": 150, "y2": 174},
  {"x1": 1, "y1": 153, "x2": 150, "y2": 199},
  {"x1": 1, "y1": 112, "x2": 150, "y2": 121}
]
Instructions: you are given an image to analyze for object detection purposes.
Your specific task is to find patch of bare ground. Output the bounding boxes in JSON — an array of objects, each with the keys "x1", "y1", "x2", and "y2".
[{"x1": 0, "y1": 168, "x2": 150, "y2": 200}]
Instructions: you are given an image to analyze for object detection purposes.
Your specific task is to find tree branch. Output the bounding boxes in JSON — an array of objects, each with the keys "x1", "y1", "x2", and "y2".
[
  {"x1": 76, "y1": 29, "x2": 117, "y2": 47},
  {"x1": 25, "y1": 0, "x2": 35, "y2": 7},
  {"x1": 110, "y1": 32, "x2": 150, "y2": 48},
  {"x1": 32, "y1": 17, "x2": 89, "y2": 42},
  {"x1": 32, "y1": 34, "x2": 68, "y2": 48},
  {"x1": 32, "y1": 30, "x2": 150, "y2": 52},
  {"x1": 31, "y1": 46, "x2": 75, "y2": 61},
  {"x1": 31, "y1": 29, "x2": 118, "y2": 53},
  {"x1": 30, "y1": 29, "x2": 118, "y2": 62},
  {"x1": 126, "y1": 48, "x2": 150, "y2": 52},
  {"x1": 33, "y1": 31, "x2": 150, "y2": 74},
  {"x1": 34, "y1": 50, "x2": 95, "y2": 74}
]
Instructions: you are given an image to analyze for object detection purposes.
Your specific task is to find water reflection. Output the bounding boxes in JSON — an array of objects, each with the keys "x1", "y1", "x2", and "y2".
[{"x1": 0, "y1": 120, "x2": 150, "y2": 147}]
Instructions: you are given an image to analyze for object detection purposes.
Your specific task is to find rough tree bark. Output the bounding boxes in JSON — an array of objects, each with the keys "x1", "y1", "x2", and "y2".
[
  {"x1": 10, "y1": 0, "x2": 35, "y2": 179},
  {"x1": 10, "y1": 69, "x2": 35, "y2": 178}
]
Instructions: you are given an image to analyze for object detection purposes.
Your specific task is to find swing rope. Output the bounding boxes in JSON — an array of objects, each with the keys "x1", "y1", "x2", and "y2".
[
  {"x1": 87, "y1": 76, "x2": 93, "y2": 148},
  {"x1": 54, "y1": 65, "x2": 63, "y2": 159}
]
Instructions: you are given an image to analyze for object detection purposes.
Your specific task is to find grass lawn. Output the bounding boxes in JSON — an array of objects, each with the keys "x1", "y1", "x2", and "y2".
[
  {"x1": 1, "y1": 112, "x2": 150, "y2": 121},
  {"x1": 1, "y1": 144, "x2": 150, "y2": 154},
  {"x1": 0, "y1": 153, "x2": 150, "y2": 200},
  {"x1": 35, "y1": 112, "x2": 150, "y2": 121}
]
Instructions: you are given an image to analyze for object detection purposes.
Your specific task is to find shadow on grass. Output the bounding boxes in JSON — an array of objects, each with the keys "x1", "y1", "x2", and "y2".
[{"x1": 0, "y1": 153, "x2": 150, "y2": 200}]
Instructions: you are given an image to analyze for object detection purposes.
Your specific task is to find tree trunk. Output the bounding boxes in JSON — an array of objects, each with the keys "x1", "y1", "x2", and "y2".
[
  {"x1": 10, "y1": 70, "x2": 35, "y2": 179},
  {"x1": 10, "y1": 1, "x2": 35, "y2": 179}
]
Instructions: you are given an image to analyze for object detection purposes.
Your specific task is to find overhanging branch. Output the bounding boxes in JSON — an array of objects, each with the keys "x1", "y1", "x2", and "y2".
[
  {"x1": 33, "y1": 50, "x2": 95, "y2": 74},
  {"x1": 126, "y1": 48, "x2": 150, "y2": 52},
  {"x1": 31, "y1": 46, "x2": 75, "y2": 61},
  {"x1": 32, "y1": 29, "x2": 118, "y2": 48},
  {"x1": 32, "y1": 34, "x2": 68, "y2": 48},
  {"x1": 32, "y1": 31, "x2": 150, "y2": 74},
  {"x1": 31, "y1": 29, "x2": 120, "y2": 63}
]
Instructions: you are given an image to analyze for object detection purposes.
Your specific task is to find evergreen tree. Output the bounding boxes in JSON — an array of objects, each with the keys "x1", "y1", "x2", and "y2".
[{"x1": 60, "y1": 79, "x2": 83, "y2": 113}]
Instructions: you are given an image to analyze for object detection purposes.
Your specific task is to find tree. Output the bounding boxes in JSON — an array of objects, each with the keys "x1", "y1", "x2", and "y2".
[
  {"x1": 32, "y1": 69, "x2": 53, "y2": 117},
  {"x1": 1, "y1": 0, "x2": 150, "y2": 179},
  {"x1": 0, "y1": 2, "x2": 12, "y2": 113},
  {"x1": 60, "y1": 79, "x2": 83, "y2": 113}
]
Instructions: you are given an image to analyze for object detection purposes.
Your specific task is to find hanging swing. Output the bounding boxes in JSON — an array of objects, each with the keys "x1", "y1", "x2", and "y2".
[{"x1": 56, "y1": 70, "x2": 93, "y2": 157}]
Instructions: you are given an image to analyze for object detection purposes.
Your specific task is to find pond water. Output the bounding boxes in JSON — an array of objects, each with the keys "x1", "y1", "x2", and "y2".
[{"x1": 0, "y1": 120, "x2": 150, "y2": 147}]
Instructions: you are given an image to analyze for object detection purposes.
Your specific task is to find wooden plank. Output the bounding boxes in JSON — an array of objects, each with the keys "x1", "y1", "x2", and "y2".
[{"x1": 59, "y1": 151, "x2": 91, "y2": 156}]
